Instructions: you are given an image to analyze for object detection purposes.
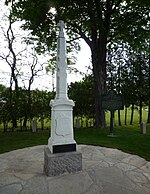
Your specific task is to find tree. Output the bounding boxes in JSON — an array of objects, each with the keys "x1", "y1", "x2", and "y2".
[
  {"x1": 21, "y1": 49, "x2": 44, "y2": 128},
  {"x1": 0, "y1": 8, "x2": 20, "y2": 128},
  {"x1": 69, "y1": 74, "x2": 95, "y2": 120},
  {"x1": 0, "y1": 1, "x2": 51, "y2": 129},
  {"x1": 0, "y1": 85, "x2": 8, "y2": 131},
  {"x1": 31, "y1": 90, "x2": 54, "y2": 129},
  {"x1": 6, "y1": 0, "x2": 149, "y2": 127},
  {"x1": 147, "y1": 53, "x2": 150, "y2": 123},
  {"x1": 125, "y1": 50, "x2": 149, "y2": 123},
  {"x1": 106, "y1": 43, "x2": 126, "y2": 125}
]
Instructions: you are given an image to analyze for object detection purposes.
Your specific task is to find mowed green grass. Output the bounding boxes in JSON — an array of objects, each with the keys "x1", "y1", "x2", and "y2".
[
  {"x1": 75, "y1": 124, "x2": 150, "y2": 161},
  {"x1": 0, "y1": 130, "x2": 50, "y2": 153},
  {"x1": 105, "y1": 108, "x2": 148, "y2": 125},
  {"x1": 0, "y1": 124, "x2": 150, "y2": 161}
]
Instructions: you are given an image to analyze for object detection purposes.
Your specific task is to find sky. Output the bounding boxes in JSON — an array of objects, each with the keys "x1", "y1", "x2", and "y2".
[{"x1": 0, "y1": 1, "x2": 91, "y2": 91}]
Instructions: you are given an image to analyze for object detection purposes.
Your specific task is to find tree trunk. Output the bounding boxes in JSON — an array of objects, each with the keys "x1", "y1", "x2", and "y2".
[
  {"x1": 86, "y1": 118, "x2": 88, "y2": 128},
  {"x1": 91, "y1": 35, "x2": 107, "y2": 128},
  {"x1": 12, "y1": 118, "x2": 17, "y2": 129},
  {"x1": 118, "y1": 110, "x2": 121, "y2": 126},
  {"x1": 130, "y1": 103, "x2": 134, "y2": 125},
  {"x1": 81, "y1": 116, "x2": 84, "y2": 128},
  {"x1": 147, "y1": 102, "x2": 150, "y2": 123},
  {"x1": 148, "y1": 56, "x2": 150, "y2": 123},
  {"x1": 23, "y1": 90, "x2": 32, "y2": 130},
  {"x1": 9, "y1": 81, "x2": 18, "y2": 129},
  {"x1": 139, "y1": 98, "x2": 142, "y2": 123},
  {"x1": 20, "y1": 119, "x2": 22, "y2": 131},
  {"x1": 2, "y1": 110, "x2": 7, "y2": 132},
  {"x1": 124, "y1": 106, "x2": 127, "y2": 125},
  {"x1": 40, "y1": 114, "x2": 44, "y2": 130},
  {"x1": 23, "y1": 116, "x2": 28, "y2": 129},
  {"x1": 94, "y1": 93, "x2": 106, "y2": 128},
  {"x1": 3, "y1": 121, "x2": 7, "y2": 132}
]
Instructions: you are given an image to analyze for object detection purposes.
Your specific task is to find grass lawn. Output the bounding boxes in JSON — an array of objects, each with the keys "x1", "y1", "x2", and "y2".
[
  {"x1": 105, "y1": 108, "x2": 148, "y2": 125},
  {"x1": 0, "y1": 130, "x2": 50, "y2": 153},
  {"x1": 75, "y1": 124, "x2": 150, "y2": 161},
  {"x1": 0, "y1": 124, "x2": 150, "y2": 161}
]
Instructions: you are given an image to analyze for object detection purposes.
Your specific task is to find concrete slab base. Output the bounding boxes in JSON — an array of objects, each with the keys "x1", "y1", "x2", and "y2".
[{"x1": 44, "y1": 147, "x2": 82, "y2": 177}]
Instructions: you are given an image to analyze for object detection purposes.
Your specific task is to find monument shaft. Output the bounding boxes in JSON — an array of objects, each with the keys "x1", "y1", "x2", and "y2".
[
  {"x1": 56, "y1": 21, "x2": 67, "y2": 99},
  {"x1": 48, "y1": 21, "x2": 76, "y2": 154}
]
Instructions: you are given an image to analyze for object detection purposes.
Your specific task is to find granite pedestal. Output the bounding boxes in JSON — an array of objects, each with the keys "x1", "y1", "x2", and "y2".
[{"x1": 44, "y1": 147, "x2": 82, "y2": 177}]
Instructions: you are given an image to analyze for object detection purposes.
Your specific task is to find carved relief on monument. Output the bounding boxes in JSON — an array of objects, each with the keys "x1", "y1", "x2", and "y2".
[{"x1": 54, "y1": 113, "x2": 72, "y2": 137}]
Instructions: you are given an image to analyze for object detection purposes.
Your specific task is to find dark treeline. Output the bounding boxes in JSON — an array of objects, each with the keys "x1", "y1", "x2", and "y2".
[
  {"x1": 0, "y1": 43, "x2": 149, "y2": 131},
  {"x1": 4, "y1": 0, "x2": 149, "y2": 128},
  {"x1": 0, "y1": 42, "x2": 149, "y2": 131},
  {"x1": 68, "y1": 45, "x2": 150, "y2": 127},
  {"x1": 0, "y1": 64, "x2": 149, "y2": 132},
  {"x1": 106, "y1": 43, "x2": 150, "y2": 125},
  {"x1": 1, "y1": 0, "x2": 149, "y2": 129},
  {"x1": 0, "y1": 85, "x2": 55, "y2": 132},
  {"x1": 69, "y1": 75, "x2": 149, "y2": 128}
]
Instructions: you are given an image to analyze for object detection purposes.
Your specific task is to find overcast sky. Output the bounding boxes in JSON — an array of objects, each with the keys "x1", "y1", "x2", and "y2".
[{"x1": 0, "y1": 1, "x2": 91, "y2": 91}]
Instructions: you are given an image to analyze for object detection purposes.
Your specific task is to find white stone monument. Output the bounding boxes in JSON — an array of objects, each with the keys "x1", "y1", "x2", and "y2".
[{"x1": 44, "y1": 21, "x2": 82, "y2": 176}]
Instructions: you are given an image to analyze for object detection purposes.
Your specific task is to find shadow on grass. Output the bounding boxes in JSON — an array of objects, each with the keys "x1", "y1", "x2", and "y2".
[
  {"x1": 0, "y1": 124, "x2": 150, "y2": 161},
  {"x1": 75, "y1": 124, "x2": 150, "y2": 161}
]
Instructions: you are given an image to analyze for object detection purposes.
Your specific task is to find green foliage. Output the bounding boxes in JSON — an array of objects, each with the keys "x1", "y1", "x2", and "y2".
[
  {"x1": 106, "y1": 38, "x2": 149, "y2": 107},
  {"x1": 0, "y1": 85, "x2": 55, "y2": 129},
  {"x1": 68, "y1": 74, "x2": 95, "y2": 118},
  {"x1": 4, "y1": 0, "x2": 149, "y2": 127},
  {"x1": 113, "y1": 2, "x2": 149, "y2": 50},
  {"x1": 5, "y1": 0, "x2": 149, "y2": 57}
]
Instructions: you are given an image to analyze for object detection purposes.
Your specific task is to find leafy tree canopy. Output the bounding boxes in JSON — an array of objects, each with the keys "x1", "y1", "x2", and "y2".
[
  {"x1": 5, "y1": 0, "x2": 149, "y2": 52},
  {"x1": 5, "y1": 0, "x2": 149, "y2": 127}
]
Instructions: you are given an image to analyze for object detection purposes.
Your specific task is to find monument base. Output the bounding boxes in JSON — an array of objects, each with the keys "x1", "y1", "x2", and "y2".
[{"x1": 44, "y1": 147, "x2": 82, "y2": 177}]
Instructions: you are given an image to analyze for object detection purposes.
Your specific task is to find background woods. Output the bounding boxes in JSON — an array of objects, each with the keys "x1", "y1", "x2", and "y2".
[{"x1": 0, "y1": 0, "x2": 149, "y2": 130}]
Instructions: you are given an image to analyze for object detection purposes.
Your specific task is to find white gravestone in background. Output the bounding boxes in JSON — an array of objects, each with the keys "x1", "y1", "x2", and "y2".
[{"x1": 32, "y1": 120, "x2": 37, "y2": 132}]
